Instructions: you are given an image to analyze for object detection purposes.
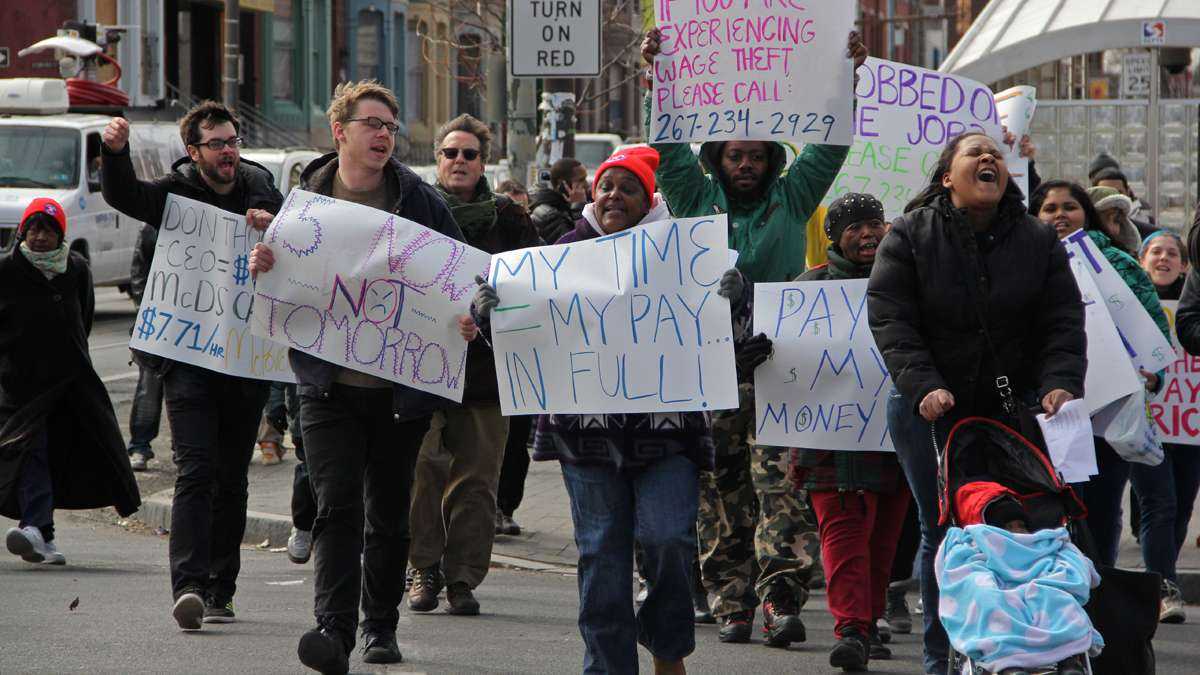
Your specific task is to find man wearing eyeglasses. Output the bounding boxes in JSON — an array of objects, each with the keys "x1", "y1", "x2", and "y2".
[
  {"x1": 248, "y1": 81, "x2": 464, "y2": 674},
  {"x1": 100, "y1": 101, "x2": 284, "y2": 631}
]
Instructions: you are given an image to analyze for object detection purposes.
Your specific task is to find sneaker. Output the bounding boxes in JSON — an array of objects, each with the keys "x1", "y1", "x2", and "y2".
[
  {"x1": 129, "y1": 451, "x2": 148, "y2": 471},
  {"x1": 407, "y1": 567, "x2": 441, "y2": 612},
  {"x1": 868, "y1": 625, "x2": 892, "y2": 659},
  {"x1": 172, "y1": 591, "x2": 205, "y2": 631},
  {"x1": 1161, "y1": 579, "x2": 1187, "y2": 624},
  {"x1": 361, "y1": 631, "x2": 402, "y2": 664},
  {"x1": 693, "y1": 584, "x2": 715, "y2": 625},
  {"x1": 874, "y1": 618, "x2": 892, "y2": 644},
  {"x1": 297, "y1": 625, "x2": 349, "y2": 675},
  {"x1": 885, "y1": 584, "x2": 913, "y2": 634},
  {"x1": 762, "y1": 585, "x2": 806, "y2": 648},
  {"x1": 287, "y1": 527, "x2": 312, "y2": 564},
  {"x1": 6, "y1": 526, "x2": 51, "y2": 564},
  {"x1": 40, "y1": 538, "x2": 66, "y2": 565},
  {"x1": 446, "y1": 582, "x2": 480, "y2": 615},
  {"x1": 829, "y1": 629, "x2": 869, "y2": 671},
  {"x1": 500, "y1": 514, "x2": 522, "y2": 536},
  {"x1": 259, "y1": 441, "x2": 282, "y2": 465},
  {"x1": 203, "y1": 598, "x2": 236, "y2": 624},
  {"x1": 635, "y1": 576, "x2": 649, "y2": 605},
  {"x1": 718, "y1": 610, "x2": 754, "y2": 643}
]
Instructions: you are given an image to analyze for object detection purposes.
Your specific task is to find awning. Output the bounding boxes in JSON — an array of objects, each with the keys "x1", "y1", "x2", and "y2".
[{"x1": 940, "y1": 0, "x2": 1200, "y2": 83}]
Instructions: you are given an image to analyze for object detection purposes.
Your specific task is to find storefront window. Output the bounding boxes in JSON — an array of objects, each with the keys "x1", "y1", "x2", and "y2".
[{"x1": 273, "y1": 0, "x2": 295, "y2": 101}]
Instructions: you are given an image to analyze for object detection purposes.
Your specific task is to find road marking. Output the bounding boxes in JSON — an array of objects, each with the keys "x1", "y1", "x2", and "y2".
[{"x1": 101, "y1": 371, "x2": 139, "y2": 384}]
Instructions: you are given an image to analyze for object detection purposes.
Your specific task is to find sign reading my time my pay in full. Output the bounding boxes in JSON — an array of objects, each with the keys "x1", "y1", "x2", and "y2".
[{"x1": 509, "y1": 0, "x2": 601, "y2": 77}]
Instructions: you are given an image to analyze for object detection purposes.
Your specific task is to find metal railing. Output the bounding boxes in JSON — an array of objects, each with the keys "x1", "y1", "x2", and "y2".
[{"x1": 163, "y1": 82, "x2": 308, "y2": 149}]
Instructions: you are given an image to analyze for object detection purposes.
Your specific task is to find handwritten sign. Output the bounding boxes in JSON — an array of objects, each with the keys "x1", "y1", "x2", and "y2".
[
  {"x1": 753, "y1": 279, "x2": 893, "y2": 451},
  {"x1": 651, "y1": 0, "x2": 854, "y2": 145},
  {"x1": 1150, "y1": 301, "x2": 1200, "y2": 445},
  {"x1": 1062, "y1": 230, "x2": 1175, "y2": 374},
  {"x1": 995, "y1": 85, "x2": 1036, "y2": 141},
  {"x1": 250, "y1": 189, "x2": 490, "y2": 402},
  {"x1": 488, "y1": 215, "x2": 738, "y2": 415},
  {"x1": 825, "y1": 57, "x2": 1002, "y2": 219},
  {"x1": 1072, "y1": 259, "x2": 1142, "y2": 414},
  {"x1": 129, "y1": 194, "x2": 293, "y2": 381}
]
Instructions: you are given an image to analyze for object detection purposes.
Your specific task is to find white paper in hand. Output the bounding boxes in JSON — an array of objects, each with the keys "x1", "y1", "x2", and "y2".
[{"x1": 1036, "y1": 398, "x2": 1097, "y2": 483}]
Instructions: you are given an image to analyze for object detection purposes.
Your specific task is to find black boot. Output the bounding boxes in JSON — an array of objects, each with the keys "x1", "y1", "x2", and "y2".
[
  {"x1": 829, "y1": 629, "x2": 869, "y2": 672},
  {"x1": 361, "y1": 630, "x2": 402, "y2": 664},
  {"x1": 761, "y1": 584, "x2": 806, "y2": 648},
  {"x1": 298, "y1": 624, "x2": 350, "y2": 675},
  {"x1": 717, "y1": 609, "x2": 754, "y2": 643}
]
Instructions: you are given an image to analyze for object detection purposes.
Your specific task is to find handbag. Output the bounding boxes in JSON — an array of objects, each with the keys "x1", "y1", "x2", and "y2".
[{"x1": 1091, "y1": 388, "x2": 1165, "y2": 466}]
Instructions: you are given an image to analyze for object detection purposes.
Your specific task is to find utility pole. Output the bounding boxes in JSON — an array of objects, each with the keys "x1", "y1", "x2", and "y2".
[
  {"x1": 507, "y1": 75, "x2": 539, "y2": 186},
  {"x1": 222, "y1": 0, "x2": 239, "y2": 108},
  {"x1": 542, "y1": 78, "x2": 577, "y2": 161}
]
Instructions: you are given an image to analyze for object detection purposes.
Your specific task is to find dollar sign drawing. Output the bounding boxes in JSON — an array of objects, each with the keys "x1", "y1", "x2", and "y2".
[
  {"x1": 137, "y1": 306, "x2": 157, "y2": 340},
  {"x1": 233, "y1": 254, "x2": 250, "y2": 286}
]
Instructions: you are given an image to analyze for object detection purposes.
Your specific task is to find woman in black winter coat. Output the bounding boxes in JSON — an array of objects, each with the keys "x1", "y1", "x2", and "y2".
[
  {"x1": 0, "y1": 199, "x2": 140, "y2": 566},
  {"x1": 867, "y1": 132, "x2": 1087, "y2": 675}
]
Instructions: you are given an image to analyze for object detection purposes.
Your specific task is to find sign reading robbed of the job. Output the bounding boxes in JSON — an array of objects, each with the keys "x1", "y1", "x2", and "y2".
[
  {"x1": 824, "y1": 57, "x2": 1002, "y2": 219},
  {"x1": 509, "y1": 0, "x2": 601, "y2": 77},
  {"x1": 650, "y1": 0, "x2": 855, "y2": 145},
  {"x1": 249, "y1": 190, "x2": 491, "y2": 402},
  {"x1": 753, "y1": 280, "x2": 894, "y2": 451},
  {"x1": 129, "y1": 194, "x2": 293, "y2": 381},
  {"x1": 488, "y1": 215, "x2": 739, "y2": 415}
]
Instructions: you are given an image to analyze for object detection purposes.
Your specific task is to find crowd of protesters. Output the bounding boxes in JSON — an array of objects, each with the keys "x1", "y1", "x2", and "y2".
[{"x1": 4, "y1": 24, "x2": 1200, "y2": 675}]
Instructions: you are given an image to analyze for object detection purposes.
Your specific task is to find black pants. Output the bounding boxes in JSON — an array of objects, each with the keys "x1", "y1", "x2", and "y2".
[
  {"x1": 301, "y1": 384, "x2": 428, "y2": 644},
  {"x1": 496, "y1": 415, "x2": 534, "y2": 517},
  {"x1": 163, "y1": 363, "x2": 269, "y2": 602},
  {"x1": 292, "y1": 438, "x2": 316, "y2": 531}
]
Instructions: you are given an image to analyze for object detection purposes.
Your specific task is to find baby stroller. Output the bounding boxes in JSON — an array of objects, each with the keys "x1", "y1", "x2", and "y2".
[{"x1": 934, "y1": 416, "x2": 1093, "y2": 675}]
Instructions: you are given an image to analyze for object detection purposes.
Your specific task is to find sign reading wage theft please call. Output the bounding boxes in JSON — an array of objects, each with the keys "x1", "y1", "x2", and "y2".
[{"x1": 509, "y1": 0, "x2": 601, "y2": 77}]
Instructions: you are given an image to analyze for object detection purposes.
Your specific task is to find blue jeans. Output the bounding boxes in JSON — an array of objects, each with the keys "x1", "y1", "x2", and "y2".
[
  {"x1": 887, "y1": 393, "x2": 950, "y2": 675},
  {"x1": 1129, "y1": 443, "x2": 1200, "y2": 583},
  {"x1": 561, "y1": 454, "x2": 699, "y2": 674},
  {"x1": 18, "y1": 426, "x2": 54, "y2": 541}
]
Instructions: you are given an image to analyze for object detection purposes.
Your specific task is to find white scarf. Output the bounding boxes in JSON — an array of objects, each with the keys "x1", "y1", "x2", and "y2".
[
  {"x1": 581, "y1": 193, "x2": 672, "y2": 236},
  {"x1": 20, "y1": 241, "x2": 69, "y2": 279}
]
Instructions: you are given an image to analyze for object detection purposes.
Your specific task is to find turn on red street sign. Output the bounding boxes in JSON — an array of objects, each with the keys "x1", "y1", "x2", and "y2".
[{"x1": 509, "y1": 0, "x2": 601, "y2": 78}]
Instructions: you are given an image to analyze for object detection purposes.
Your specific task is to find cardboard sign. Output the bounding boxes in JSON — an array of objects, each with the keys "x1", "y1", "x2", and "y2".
[
  {"x1": 1062, "y1": 229, "x2": 1175, "y2": 374},
  {"x1": 1072, "y1": 259, "x2": 1142, "y2": 414},
  {"x1": 650, "y1": 0, "x2": 855, "y2": 145},
  {"x1": 129, "y1": 194, "x2": 293, "y2": 381},
  {"x1": 826, "y1": 57, "x2": 1003, "y2": 219},
  {"x1": 488, "y1": 215, "x2": 738, "y2": 415},
  {"x1": 753, "y1": 279, "x2": 894, "y2": 451},
  {"x1": 250, "y1": 189, "x2": 490, "y2": 402},
  {"x1": 995, "y1": 85, "x2": 1037, "y2": 140},
  {"x1": 1149, "y1": 301, "x2": 1200, "y2": 445}
]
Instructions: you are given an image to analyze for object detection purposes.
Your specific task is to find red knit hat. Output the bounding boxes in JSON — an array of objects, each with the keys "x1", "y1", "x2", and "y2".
[
  {"x1": 594, "y1": 146, "x2": 659, "y2": 200},
  {"x1": 19, "y1": 197, "x2": 68, "y2": 238}
]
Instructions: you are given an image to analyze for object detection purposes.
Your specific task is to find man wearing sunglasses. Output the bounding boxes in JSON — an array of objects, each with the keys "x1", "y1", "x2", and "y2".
[
  {"x1": 249, "y1": 81, "x2": 465, "y2": 675},
  {"x1": 100, "y1": 102, "x2": 283, "y2": 631},
  {"x1": 404, "y1": 114, "x2": 540, "y2": 618}
]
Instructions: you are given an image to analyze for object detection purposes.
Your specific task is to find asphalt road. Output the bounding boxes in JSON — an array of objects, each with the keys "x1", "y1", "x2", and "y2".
[{"x1": 90, "y1": 287, "x2": 142, "y2": 407}]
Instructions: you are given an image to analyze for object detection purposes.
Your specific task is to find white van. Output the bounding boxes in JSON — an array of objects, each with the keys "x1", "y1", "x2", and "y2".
[
  {"x1": 0, "y1": 78, "x2": 183, "y2": 293},
  {"x1": 240, "y1": 148, "x2": 322, "y2": 195}
]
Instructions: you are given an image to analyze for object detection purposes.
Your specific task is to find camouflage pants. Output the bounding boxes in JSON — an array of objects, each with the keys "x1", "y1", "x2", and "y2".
[{"x1": 697, "y1": 384, "x2": 820, "y2": 617}]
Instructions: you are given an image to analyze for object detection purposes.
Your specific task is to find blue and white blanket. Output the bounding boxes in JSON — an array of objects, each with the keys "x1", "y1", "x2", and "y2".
[{"x1": 935, "y1": 525, "x2": 1104, "y2": 671}]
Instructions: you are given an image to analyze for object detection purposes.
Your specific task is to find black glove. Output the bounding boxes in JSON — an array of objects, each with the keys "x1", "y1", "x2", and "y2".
[
  {"x1": 735, "y1": 332, "x2": 773, "y2": 378},
  {"x1": 717, "y1": 268, "x2": 745, "y2": 303}
]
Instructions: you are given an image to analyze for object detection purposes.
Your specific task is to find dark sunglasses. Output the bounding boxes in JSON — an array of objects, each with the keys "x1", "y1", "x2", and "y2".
[
  {"x1": 438, "y1": 147, "x2": 480, "y2": 161},
  {"x1": 348, "y1": 116, "x2": 401, "y2": 135},
  {"x1": 192, "y1": 137, "x2": 244, "y2": 151}
]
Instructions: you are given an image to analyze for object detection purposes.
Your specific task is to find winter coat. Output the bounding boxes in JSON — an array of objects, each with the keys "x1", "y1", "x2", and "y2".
[
  {"x1": 1172, "y1": 272, "x2": 1200, "y2": 355},
  {"x1": 868, "y1": 193, "x2": 1087, "y2": 418},
  {"x1": 0, "y1": 248, "x2": 140, "y2": 518},
  {"x1": 288, "y1": 152, "x2": 465, "y2": 422},
  {"x1": 128, "y1": 223, "x2": 158, "y2": 304},
  {"x1": 789, "y1": 247, "x2": 904, "y2": 494},
  {"x1": 528, "y1": 186, "x2": 581, "y2": 245},
  {"x1": 528, "y1": 197, "x2": 717, "y2": 471},
  {"x1": 438, "y1": 179, "x2": 542, "y2": 404},
  {"x1": 649, "y1": 111, "x2": 847, "y2": 284},
  {"x1": 101, "y1": 145, "x2": 284, "y2": 373}
]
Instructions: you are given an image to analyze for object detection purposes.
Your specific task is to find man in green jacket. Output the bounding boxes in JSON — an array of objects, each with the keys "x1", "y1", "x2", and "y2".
[{"x1": 641, "y1": 28, "x2": 868, "y2": 647}]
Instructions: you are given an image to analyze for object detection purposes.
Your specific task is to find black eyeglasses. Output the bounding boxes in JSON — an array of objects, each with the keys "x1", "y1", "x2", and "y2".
[
  {"x1": 438, "y1": 147, "x2": 480, "y2": 161},
  {"x1": 192, "y1": 137, "x2": 244, "y2": 151},
  {"x1": 348, "y1": 116, "x2": 401, "y2": 135}
]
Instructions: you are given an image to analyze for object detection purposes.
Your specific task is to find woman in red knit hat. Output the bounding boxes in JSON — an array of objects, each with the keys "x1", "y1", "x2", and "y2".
[
  {"x1": 0, "y1": 199, "x2": 140, "y2": 565},
  {"x1": 462, "y1": 147, "x2": 746, "y2": 674}
]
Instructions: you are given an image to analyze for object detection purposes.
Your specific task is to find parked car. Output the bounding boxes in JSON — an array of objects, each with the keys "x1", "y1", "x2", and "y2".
[{"x1": 240, "y1": 148, "x2": 322, "y2": 195}]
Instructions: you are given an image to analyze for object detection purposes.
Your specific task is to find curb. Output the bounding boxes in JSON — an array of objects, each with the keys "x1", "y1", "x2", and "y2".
[{"x1": 135, "y1": 489, "x2": 576, "y2": 576}]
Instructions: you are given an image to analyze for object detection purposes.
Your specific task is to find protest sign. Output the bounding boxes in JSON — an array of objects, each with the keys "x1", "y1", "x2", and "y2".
[
  {"x1": 753, "y1": 279, "x2": 893, "y2": 451},
  {"x1": 250, "y1": 189, "x2": 490, "y2": 402},
  {"x1": 1149, "y1": 301, "x2": 1200, "y2": 445},
  {"x1": 995, "y1": 85, "x2": 1037, "y2": 140},
  {"x1": 129, "y1": 193, "x2": 293, "y2": 382},
  {"x1": 650, "y1": 0, "x2": 854, "y2": 145},
  {"x1": 1072, "y1": 259, "x2": 1142, "y2": 414},
  {"x1": 488, "y1": 215, "x2": 738, "y2": 415},
  {"x1": 1062, "y1": 229, "x2": 1175, "y2": 374},
  {"x1": 1008, "y1": 155, "x2": 1030, "y2": 205},
  {"x1": 825, "y1": 57, "x2": 1002, "y2": 219}
]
